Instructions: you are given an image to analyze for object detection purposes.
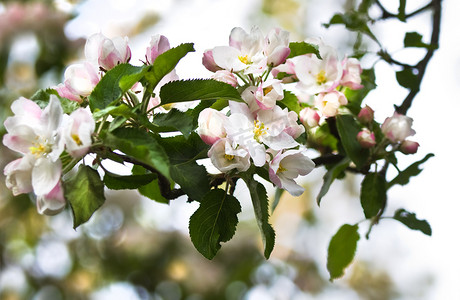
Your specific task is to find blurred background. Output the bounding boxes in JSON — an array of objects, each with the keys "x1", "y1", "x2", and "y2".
[{"x1": 0, "y1": 0, "x2": 459, "y2": 299}]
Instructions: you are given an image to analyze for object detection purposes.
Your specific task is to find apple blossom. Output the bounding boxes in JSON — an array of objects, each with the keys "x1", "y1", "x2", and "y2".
[
  {"x1": 208, "y1": 138, "x2": 250, "y2": 173},
  {"x1": 299, "y1": 107, "x2": 320, "y2": 128},
  {"x1": 197, "y1": 108, "x2": 228, "y2": 145},
  {"x1": 85, "y1": 33, "x2": 131, "y2": 70},
  {"x1": 314, "y1": 90, "x2": 347, "y2": 117},
  {"x1": 269, "y1": 149, "x2": 315, "y2": 196},
  {"x1": 36, "y1": 181, "x2": 66, "y2": 216},
  {"x1": 381, "y1": 112, "x2": 415, "y2": 143},
  {"x1": 253, "y1": 79, "x2": 284, "y2": 110},
  {"x1": 264, "y1": 28, "x2": 291, "y2": 67},
  {"x1": 4, "y1": 156, "x2": 34, "y2": 196},
  {"x1": 357, "y1": 105, "x2": 374, "y2": 124},
  {"x1": 340, "y1": 57, "x2": 363, "y2": 89},
  {"x1": 400, "y1": 140, "x2": 419, "y2": 154},
  {"x1": 211, "y1": 70, "x2": 238, "y2": 87},
  {"x1": 202, "y1": 49, "x2": 223, "y2": 72},
  {"x1": 63, "y1": 108, "x2": 95, "y2": 158},
  {"x1": 56, "y1": 62, "x2": 100, "y2": 102},
  {"x1": 146, "y1": 34, "x2": 170, "y2": 64},
  {"x1": 357, "y1": 128, "x2": 376, "y2": 148}
]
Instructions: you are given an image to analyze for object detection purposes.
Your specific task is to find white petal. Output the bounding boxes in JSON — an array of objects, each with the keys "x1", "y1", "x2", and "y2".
[{"x1": 32, "y1": 157, "x2": 62, "y2": 196}]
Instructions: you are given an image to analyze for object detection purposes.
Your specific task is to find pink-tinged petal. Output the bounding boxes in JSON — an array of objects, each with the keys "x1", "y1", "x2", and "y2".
[
  {"x1": 85, "y1": 33, "x2": 105, "y2": 66},
  {"x1": 10, "y1": 97, "x2": 42, "y2": 119},
  {"x1": 211, "y1": 70, "x2": 238, "y2": 87},
  {"x1": 2, "y1": 129, "x2": 36, "y2": 154},
  {"x1": 280, "y1": 177, "x2": 305, "y2": 196},
  {"x1": 267, "y1": 47, "x2": 291, "y2": 67},
  {"x1": 146, "y1": 34, "x2": 170, "y2": 64},
  {"x1": 400, "y1": 140, "x2": 419, "y2": 154},
  {"x1": 64, "y1": 108, "x2": 95, "y2": 158},
  {"x1": 4, "y1": 156, "x2": 34, "y2": 196},
  {"x1": 31, "y1": 157, "x2": 62, "y2": 196},
  {"x1": 202, "y1": 49, "x2": 223, "y2": 72},
  {"x1": 212, "y1": 46, "x2": 246, "y2": 72},
  {"x1": 56, "y1": 83, "x2": 82, "y2": 102},
  {"x1": 229, "y1": 27, "x2": 247, "y2": 49},
  {"x1": 41, "y1": 95, "x2": 63, "y2": 136},
  {"x1": 299, "y1": 107, "x2": 320, "y2": 128},
  {"x1": 381, "y1": 112, "x2": 415, "y2": 143},
  {"x1": 36, "y1": 180, "x2": 66, "y2": 216}
]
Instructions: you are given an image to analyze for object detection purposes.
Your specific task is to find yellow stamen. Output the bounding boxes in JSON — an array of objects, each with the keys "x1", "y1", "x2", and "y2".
[
  {"x1": 224, "y1": 154, "x2": 235, "y2": 161},
  {"x1": 277, "y1": 163, "x2": 287, "y2": 174},
  {"x1": 263, "y1": 86, "x2": 273, "y2": 96},
  {"x1": 29, "y1": 142, "x2": 50, "y2": 158},
  {"x1": 238, "y1": 55, "x2": 250, "y2": 65},
  {"x1": 316, "y1": 70, "x2": 327, "y2": 85},
  {"x1": 72, "y1": 133, "x2": 83, "y2": 146},
  {"x1": 253, "y1": 120, "x2": 268, "y2": 143}
]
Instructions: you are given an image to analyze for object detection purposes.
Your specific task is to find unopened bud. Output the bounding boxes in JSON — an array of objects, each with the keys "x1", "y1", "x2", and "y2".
[
  {"x1": 202, "y1": 49, "x2": 223, "y2": 72},
  {"x1": 357, "y1": 128, "x2": 376, "y2": 148},
  {"x1": 211, "y1": 70, "x2": 238, "y2": 87},
  {"x1": 299, "y1": 107, "x2": 320, "y2": 128},
  {"x1": 400, "y1": 140, "x2": 419, "y2": 154},
  {"x1": 357, "y1": 105, "x2": 374, "y2": 124}
]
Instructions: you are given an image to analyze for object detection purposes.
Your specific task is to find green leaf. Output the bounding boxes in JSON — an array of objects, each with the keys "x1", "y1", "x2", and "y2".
[
  {"x1": 325, "y1": 12, "x2": 378, "y2": 43},
  {"x1": 132, "y1": 165, "x2": 169, "y2": 204},
  {"x1": 103, "y1": 171, "x2": 156, "y2": 190},
  {"x1": 278, "y1": 90, "x2": 301, "y2": 114},
  {"x1": 327, "y1": 224, "x2": 360, "y2": 281},
  {"x1": 152, "y1": 108, "x2": 194, "y2": 138},
  {"x1": 396, "y1": 67, "x2": 419, "y2": 91},
  {"x1": 64, "y1": 165, "x2": 105, "y2": 229},
  {"x1": 241, "y1": 174, "x2": 276, "y2": 258},
  {"x1": 160, "y1": 79, "x2": 243, "y2": 106},
  {"x1": 89, "y1": 63, "x2": 145, "y2": 111},
  {"x1": 31, "y1": 88, "x2": 79, "y2": 114},
  {"x1": 404, "y1": 32, "x2": 436, "y2": 49},
  {"x1": 336, "y1": 115, "x2": 369, "y2": 169},
  {"x1": 272, "y1": 188, "x2": 284, "y2": 213},
  {"x1": 360, "y1": 172, "x2": 387, "y2": 219},
  {"x1": 189, "y1": 188, "x2": 241, "y2": 259},
  {"x1": 158, "y1": 132, "x2": 209, "y2": 165},
  {"x1": 104, "y1": 127, "x2": 170, "y2": 179},
  {"x1": 393, "y1": 209, "x2": 432, "y2": 236},
  {"x1": 144, "y1": 43, "x2": 195, "y2": 89},
  {"x1": 388, "y1": 153, "x2": 434, "y2": 188},
  {"x1": 92, "y1": 103, "x2": 136, "y2": 120},
  {"x1": 170, "y1": 161, "x2": 210, "y2": 201},
  {"x1": 344, "y1": 68, "x2": 376, "y2": 115},
  {"x1": 287, "y1": 42, "x2": 321, "y2": 59},
  {"x1": 317, "y1": 158, "x2": 350, "y2": 205}
]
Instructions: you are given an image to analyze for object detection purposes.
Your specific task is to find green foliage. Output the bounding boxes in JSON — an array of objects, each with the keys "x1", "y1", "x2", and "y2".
[
  {"x1": 89, "y1": 63, "x2": 145, "y2": 111},
  {"x1": 159, "y1": 79, "x2": 243, "y2": 106},
  {"x1": 31, "y1": 88, "x2": 79, "y2": 114},
  {"x1": 287, "y1": 41, "x2": 321, "y2": 59},
  {"x1": 144, "y1": 43, "x2": 195, "y2": 90},
  {"x1": 325, "y1": 11, "x2": 378, "y2": 43},
  {"x1": 152, "y1": 108, "x2": 195, "y2": 138},
  {"x1": 64, "y1": 165, "x2": 106, "y2": 229},
  {"x1": 132, "y1": 165, "x2": 169, "y2": 204},
  {"x1": 278, "y1": 90, "x2": 301, "y2": 114},
  {"x1": 103, "y1": 171, "x2": 157, "y2": 190},
  {"x1": 241, "y1": 173, "x2": 276, "y2": 259},
  {"x1": 393, "y1": 209, "x2": 432, "y2": 236},
  {"x1": 396, "y1": 67, "x2": 420, "y2": 91},
  {"x1": 327, "y1": 224, "x2": 360, "y2": 281},
  {"x1": 336, "y1": 115, "x2": 369, "y2": 169},
  {"x1": 189, "y1": 188, "x2": 241, "y2": 259},
  {"x1": 317, "y1": 158, "x2": 350, "y2": 205},
  {"x1": 345, "y1": 68, "x2": 376, "y2": 115},
  {"x1": 404, "y1": 32, "x2": 435, "y2": 49},
  {"x1": 388, "y1": 153, "x2": 434, "y2": 188},
  {"x1": 104, "y1": 127, "x2": 170, "y2": 179},
  {"x1": 360, "y1": 172, "x2": 387, "y2": 219}
]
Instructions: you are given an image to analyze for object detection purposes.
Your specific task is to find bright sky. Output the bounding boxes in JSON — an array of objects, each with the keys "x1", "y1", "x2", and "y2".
[{"x1": 63, "y1": 0, "x2": 460, "y2": 298}]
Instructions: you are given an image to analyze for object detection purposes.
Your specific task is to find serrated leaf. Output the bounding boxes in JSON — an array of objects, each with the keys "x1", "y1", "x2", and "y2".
[
  {"x1": 360, "y1": 172, "x2": 387, "y2": 219},
  {"x1": 336, "y1": 115, "x2": 369, "y2": 169},
  {"x1": 64, "y1": 165, "x2": 105, "y2": 229},
  {"x1": 152, "y1": 108, "x2": 194, "y2": 138},
  {"x1": 278, "y1": 90, "x2": 301, "y2": 114},
  {"x1": 170, "y1": 161, "x2": 210, "y2": 201},
  {"x1": 103, "y1": 171, "x2": 156, "y2": 190},
  {"x1": 396, "y1": 67, "x2": 420, "y2": 91},
  {"x1": 144, "y1": 43, "x2": 195, "y2": 89},
  {"x1": 92, "y1": 103, "x2": 136, "y2": 120},
  {"x1": 327, "y1": 224, "x2": 360, "y2": 280},
  {"x1": 89, "y1": 63, "x2": 145, "y2": 112},
  {"x1": 104, "y1": 127, "x2": 170, "y2": 179},
  {"x1": 158, "y1": 132, "x2": 209, "y2": 165},
  {"x1": 160, "y1": 79, "x2": 243, "y2": 106},
  {"x1": 132, "y1": 165, "x2": 169, "y2": 204},
  {"x1": 393, "y1": 209, "x2": 432, "y2": 236},
  {"x1": 189, "y1": 188, "x2": 241, "y2": 259},
  {"x1": 241, "y1": 174, "x2": 275, "y2": 258},
  {"x1": 388, "y1": 153, "x2": 434, "y2": 188},
  {"x1": 317, "y1": 158, "x2": 350, "y2": 205},
  {"x1": 287, "y1": 42, "x2": 321, "y2": 59}
]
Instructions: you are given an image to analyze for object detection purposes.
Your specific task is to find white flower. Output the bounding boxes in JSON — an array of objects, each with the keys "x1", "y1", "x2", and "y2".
[
  {"x1": 63, "y1": 108, "x2": 95, "y2": 158},
  {"x1": 208, "y1": 138, "x2": 250, "y2": 173},
  {"x1": 36, "y1": 181, "x2": 66, "y2": 216},
  {"x1": 56, "y1": 62, "x2": 100, "y2": 102},
  {"x1": 197, "y1": 108, "x2": 228, "y2": 145},
  {"x1": 85, "y1": 33, "x2": 131, "y2": 70},
  {"x1": 269, "y1": 149, "x2": 315, "y2": 196},
  {"x1": 146, "y1": 34, "x2": 170, "y2": 64},
  {"x1": 381, "y1": 112, "x2": 416, "y2": 143},
  {"x1": 314, "y1": 91, "x2": 347, "y2": 117}
]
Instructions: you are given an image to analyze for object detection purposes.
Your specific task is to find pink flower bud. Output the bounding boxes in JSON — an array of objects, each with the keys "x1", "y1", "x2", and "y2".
[
  {"x1": 357, "y1": 105, "x2": 374, "y2": 124},
  {"x1": 85, "y1": 33, "x2": 131, "y2": 70},
  {"x1": 202, "y1": 49, "x2": 223, "y2": 72},
  {"x1": 299, "y1": 107, "x2": 320, "y2": 128},
  {"x1": 340, "y1": 57, "x2": 363, "y2": 90},
  {"x1": 36, "y1": 181, "x2": 66, "y2": 216},
  {"x1": 211, "y1": 70, "x2": 238, "y2": 87},
  {"x1": 264, "y1": 28, "x2": 291, "y2": 67},
  {"x1": 357, "y1": 128, "x2": 376, "y2": 148},
  {"x1": 197, "y1": 108, "x2": 228, "y2": 145},
  {"x1": 400, "y1": 140, "x2": 419, "y2": 154},
  {"x1": 314, "y1": 91, "x2": 347, "y2": 117},
  {"x1": 381, "y1": 112, "x2": 415, "y2": 143},
  {"x1": 146, "y1": 34, "x2": 170, "y2": 64}
]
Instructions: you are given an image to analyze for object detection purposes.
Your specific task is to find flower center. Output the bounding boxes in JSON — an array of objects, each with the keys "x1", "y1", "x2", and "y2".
[
  {"x1": 316, "y1": 70, "x2": 327, "y2": 85},
  {"x1": 72, "y1": 133, "x2": 83, "y2": 146},
  {"x1": 277, "y1": 163, "x2": 287, "y2": 174},
  {"x1": 224, "y1": 154, "x2": 235, "y2": 161},
  {"x1": 29, "y1": 139, "x2": 51, "y2": 158},
  {"x1": 253, "y1": 120, "x2": 268, "y2": 143},
  {"x1": 238, "y1": 55, "x2": 250, "y2": 65},
  {"x1": 263, "y1": 86, "x2": 273, "y2": 96}
]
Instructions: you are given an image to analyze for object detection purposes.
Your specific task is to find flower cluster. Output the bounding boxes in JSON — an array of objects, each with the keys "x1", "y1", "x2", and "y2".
[{"x1": 3, "y1": 96, "x2": 95, "y2": 215}]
